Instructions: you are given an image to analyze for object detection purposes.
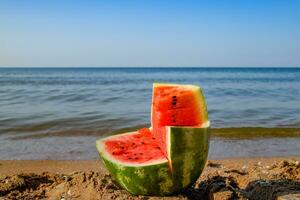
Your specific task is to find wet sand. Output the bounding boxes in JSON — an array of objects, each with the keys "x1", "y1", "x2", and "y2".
[{"x1": 0, "y1": 157, "x2": 299, "y2": 200}]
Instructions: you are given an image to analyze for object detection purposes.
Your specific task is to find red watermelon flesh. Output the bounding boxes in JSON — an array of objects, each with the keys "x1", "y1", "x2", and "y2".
[{"x1": 104, "y1": 128, "x2": 165, "y2": 164}]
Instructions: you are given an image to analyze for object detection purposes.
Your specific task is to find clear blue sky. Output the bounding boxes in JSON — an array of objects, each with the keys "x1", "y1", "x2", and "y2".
[{"x1": 1, "y1": 0, "x2": 300, "y2": 67}]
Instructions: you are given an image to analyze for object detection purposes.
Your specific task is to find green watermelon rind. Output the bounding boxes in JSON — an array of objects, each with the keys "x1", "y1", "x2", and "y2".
[
  {"x1": 96, "y1": 123, "x2": 210, "y2": 196},
  {"x1": 167, "y1": 122, "x2": 210, "y2": 190},
  {"x1": 100, "y1": 156, "x2": 173, "y2": 195}
]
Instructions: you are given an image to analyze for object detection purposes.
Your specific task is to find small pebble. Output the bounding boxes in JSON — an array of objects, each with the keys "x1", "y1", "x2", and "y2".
[
  {"x1": 63, "y1": 175, "x2": 71, "y2": 181},
  {"x1": 257, "y1": 162, "x2": 262, "y2": 166},
  {"x1": 242, "y1": 165, "x2": 247, "y2": 170},
  {"x1": 67, "y1": 190, "x2": 71, "y2": 196},
  {"x1": 295, "y1": 160, "x2": 299, "y2": 166},
  {"x1": 107, "y1": 189, "x2": 114, "y2": 193}
]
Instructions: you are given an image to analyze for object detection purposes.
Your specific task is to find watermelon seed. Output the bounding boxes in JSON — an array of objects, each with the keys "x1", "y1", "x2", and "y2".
[
  {"x1": 141, "y1": 142, "x2": 145, "y2": 144},
  {"x1": 172, "y1": 96, "x2": 176, "y2": 98},
  {"x1": 156, "y1": 146, "x2": 160, "y2": 149}
]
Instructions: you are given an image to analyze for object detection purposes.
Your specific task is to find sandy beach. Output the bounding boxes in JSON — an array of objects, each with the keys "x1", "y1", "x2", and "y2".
[{"x1": 0, "y1": 157, "x2": 299, "y2": 200}]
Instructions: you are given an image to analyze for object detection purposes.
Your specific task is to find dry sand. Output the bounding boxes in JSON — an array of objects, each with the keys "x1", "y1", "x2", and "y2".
[{"x1": 0, "y1": 157, "x2": 299, "y2": 200}]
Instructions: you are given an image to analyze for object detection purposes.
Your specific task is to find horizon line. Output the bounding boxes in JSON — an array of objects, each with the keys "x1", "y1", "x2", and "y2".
[{"x1": 1, "y1": 66, "x2": 300, "y2": 69}]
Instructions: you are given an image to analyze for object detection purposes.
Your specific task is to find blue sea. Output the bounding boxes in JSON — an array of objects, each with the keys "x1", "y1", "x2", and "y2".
[{"x1": 0, "y1": 67, "x2": 299, "y2": 159}]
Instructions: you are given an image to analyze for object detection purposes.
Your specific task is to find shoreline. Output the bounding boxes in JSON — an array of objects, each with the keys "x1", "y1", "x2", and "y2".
[
  {"x1": 5, "y1": 127, "x2": 300, "y2": 140},
  {"x1": 0, "y1": 156, "x2": 299, "y2": 175},
  {"x1": 1, "y1": 156, "x2": 299, "y2": 199},
  {"x1": 1, "y1": 127, "x2": 300, "y2": 161}
]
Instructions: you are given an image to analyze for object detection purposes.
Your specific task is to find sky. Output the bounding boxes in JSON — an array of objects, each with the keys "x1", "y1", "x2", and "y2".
[{"x1": 0, "y1": 0, "x2": 300, "y2": 67}]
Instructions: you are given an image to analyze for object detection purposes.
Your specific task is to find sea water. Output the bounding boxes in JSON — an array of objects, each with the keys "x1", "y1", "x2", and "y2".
[{"x1": 0, "y1": 67, "x2": 299, "y2": 159}]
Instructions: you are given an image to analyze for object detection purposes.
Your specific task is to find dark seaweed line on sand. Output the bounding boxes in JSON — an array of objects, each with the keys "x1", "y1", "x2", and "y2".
[{"x1": 4, "y1": 127, "x2": 300, "y2": 140}]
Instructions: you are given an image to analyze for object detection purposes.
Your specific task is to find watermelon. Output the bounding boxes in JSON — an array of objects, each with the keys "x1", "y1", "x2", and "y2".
[{"x1": 96, "y1": 83, "x2": 209, "y2": 196}]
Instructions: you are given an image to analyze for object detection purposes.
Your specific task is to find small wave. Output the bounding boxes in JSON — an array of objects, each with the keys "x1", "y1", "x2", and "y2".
[
  {"x1": 8, "y1": 124, "x2": 149, "y2": 140},
  {"x1": 212, "y1": 127, "x2": 300, "y2": 139},
  {"x1": 6, "y1": 126, "x2": 300, "y2": 141}
]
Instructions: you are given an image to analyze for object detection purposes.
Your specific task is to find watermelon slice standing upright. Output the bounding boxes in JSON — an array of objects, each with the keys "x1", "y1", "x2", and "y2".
[{"x1": 96, "y1": 83, "x2": 210, "y2": 195}]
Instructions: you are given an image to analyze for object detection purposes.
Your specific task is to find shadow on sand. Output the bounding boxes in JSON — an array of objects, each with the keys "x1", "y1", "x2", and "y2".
[{"x1": 180, "y1": 177, "x2": 300, "y2": 200}]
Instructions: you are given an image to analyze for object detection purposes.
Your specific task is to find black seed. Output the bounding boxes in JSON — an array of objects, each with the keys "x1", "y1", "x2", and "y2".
[
  {"x1": 172, "y1": 102, "x2": 176, "y2": 105},
  {"x1": 128, "y1": 157, "x2": 132, "y2": 160},
  {"x1": 172, "y1": 96, "x2": 176, "y2": 98},
  {"x1": 141, "y1": 142, "x2": 145, "y2": 144},
  {"x1": 156, "y1": 146, "x2": 160, "y2": 149}
]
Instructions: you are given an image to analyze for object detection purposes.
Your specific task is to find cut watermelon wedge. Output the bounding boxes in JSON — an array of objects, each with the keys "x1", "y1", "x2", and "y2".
[
  {"x1": 96, "y1": 83, "x2": 210, "y2": 196},
  {"x1": 151, "y1": 83, "x2": 208, "y2": 159}
]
